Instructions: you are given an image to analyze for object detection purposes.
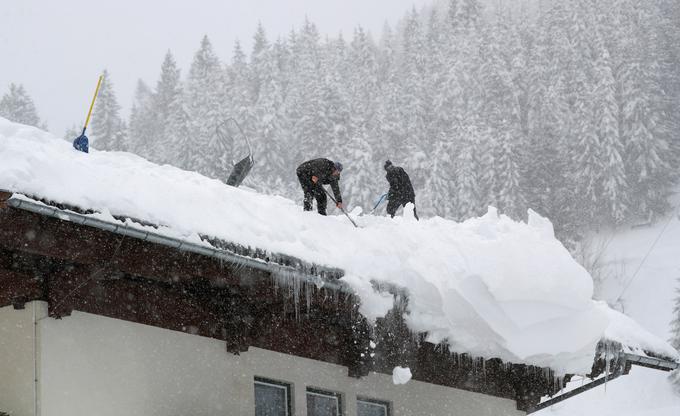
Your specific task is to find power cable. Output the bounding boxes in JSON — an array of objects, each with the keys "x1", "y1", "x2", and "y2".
[{"x1": 612, "y1": 205, "x2": 679, "y2": 304}]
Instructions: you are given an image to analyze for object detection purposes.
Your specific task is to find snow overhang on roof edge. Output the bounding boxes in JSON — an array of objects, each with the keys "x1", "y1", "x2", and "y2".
[
  {"x1": 0, "y1": 191, "x2": 348, "y2": 293},
  {"x1": 3, "y1": 190, "x2": 677, "y2": 378}
]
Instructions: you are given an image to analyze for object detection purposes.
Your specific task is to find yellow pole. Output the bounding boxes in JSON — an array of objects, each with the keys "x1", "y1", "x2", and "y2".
[{"x1": 82, "y1": 75, "x2": 103, "y2": 134}]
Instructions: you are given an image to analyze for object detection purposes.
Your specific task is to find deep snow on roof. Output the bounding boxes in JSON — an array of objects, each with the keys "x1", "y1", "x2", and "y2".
[{"x1": 0, "y1": 117, "x2": 677, "y2": 374}]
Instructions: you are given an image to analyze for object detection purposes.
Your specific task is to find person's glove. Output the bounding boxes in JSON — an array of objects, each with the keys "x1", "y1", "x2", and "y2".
[
  {"x1": 311, "y1": 176, "x2": 318, "y2": 184},
  {"x1": 336, "y1": 202, "x2": 343, "y2": 209}
]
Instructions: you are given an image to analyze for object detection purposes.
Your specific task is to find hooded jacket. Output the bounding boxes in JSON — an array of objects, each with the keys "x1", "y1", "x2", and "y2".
[{"x1": 296, "y1": 158, "x2": 342, "y2": 203}]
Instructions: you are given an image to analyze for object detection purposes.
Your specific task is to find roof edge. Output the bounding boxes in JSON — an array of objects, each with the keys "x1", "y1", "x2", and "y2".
[
  {"x1": 526, "y1": 352, "x2": 678, "y2": 414},
  {"x1": 2, "y1": 191, "x2": 349, "y2": 293},
  {"x1": 624, "y1": 352, "x2": 679, "y2": 372}
]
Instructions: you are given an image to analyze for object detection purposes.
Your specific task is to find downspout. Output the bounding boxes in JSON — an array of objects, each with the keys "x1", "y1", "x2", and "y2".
[{"x1": 32, "y1": 302, "x2": 38, "y2": 416}]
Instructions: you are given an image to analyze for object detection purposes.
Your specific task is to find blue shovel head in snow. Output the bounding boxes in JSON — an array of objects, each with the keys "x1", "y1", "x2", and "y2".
[{"x1": 73, "y1": 134, "x2": 89, "y2": 153}]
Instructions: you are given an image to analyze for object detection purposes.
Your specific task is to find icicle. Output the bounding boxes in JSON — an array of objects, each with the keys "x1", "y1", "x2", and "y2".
[
  {"x1": 272, "y1": 272, "x2": 279, "y2": 295},
  {"x1": 303, "y1": 282, "x2": 310, "y2": 313},
  {"x1": 272, "y1": 270, "x2": 300, "y2": 319},
  {"x1": 292, "y1": 271, "x2": 301, "y2": 320},
  {"x1": 604, "y1": 341, "x2": 610, "y2": 393}
]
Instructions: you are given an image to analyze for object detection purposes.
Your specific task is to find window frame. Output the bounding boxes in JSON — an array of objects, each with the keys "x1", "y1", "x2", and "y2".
[
  {"x1": 254, "y1": 376, "x2": 293, "y2": 416},
  {"x1": 306, "y1": 387, "x2": 343, "y2": 416},
  {"x1": 357, "y1": 396, "x2": 391, "y2": 416}
]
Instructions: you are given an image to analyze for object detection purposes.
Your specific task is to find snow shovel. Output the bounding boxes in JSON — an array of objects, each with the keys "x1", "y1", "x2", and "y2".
[
  {"x1": 72, "y1": 74, "x2": 104, "y2": 153},
  {"x1": 215, "y1": 118, "x2": 254, "y2": 187},
  {"x1": 370, "y1": 193, "x2": 388, "y2": 214},
  {"x1": 321, "y1": 187, "x2": 358, "y2": 228}
]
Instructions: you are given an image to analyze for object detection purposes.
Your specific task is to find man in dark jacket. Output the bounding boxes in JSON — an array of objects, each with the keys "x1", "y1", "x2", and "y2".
[
  {"x1": 296, "y1": 158, "x2": 344, "y2": 215},
  {"x1": 384, "y1": 160, "x2": 418, "y2": 220}
]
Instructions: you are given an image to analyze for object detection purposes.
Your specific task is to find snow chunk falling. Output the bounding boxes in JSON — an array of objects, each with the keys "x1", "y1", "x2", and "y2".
[
  {"x1": 392, "y1": 366, "x2": 412, "y2": 385},
  {"x1": 0, "y1": 118, "x2": 676, "y2": 375}
]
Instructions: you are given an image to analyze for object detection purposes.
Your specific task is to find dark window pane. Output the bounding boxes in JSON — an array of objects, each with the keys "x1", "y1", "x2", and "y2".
[
  {"x1": 307, "y1": 391, "x2": 340, "y2": 416},
  {"x1": 255, "y1": 380, "x2": 289, "y2": 416},
  {"x1": 357, "y1": 400, "x2": 388, "y2": 416}
]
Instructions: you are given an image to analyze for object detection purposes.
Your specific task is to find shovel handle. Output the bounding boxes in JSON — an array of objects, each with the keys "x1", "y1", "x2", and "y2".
[
  {"x1": 321, "y1": 187, "x2": 358, "y2": 228},
  {"x1": 82, "y1": 75, "x2": 104, "y2": 134}
]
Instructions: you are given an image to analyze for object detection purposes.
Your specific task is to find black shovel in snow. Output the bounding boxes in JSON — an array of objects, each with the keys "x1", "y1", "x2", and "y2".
[
  {"x1": 215, "y1": 118, "x2": 254, "y2": 187},
  {"x1": 321, "y1": 187, "x2": 359, "y2": 228}
]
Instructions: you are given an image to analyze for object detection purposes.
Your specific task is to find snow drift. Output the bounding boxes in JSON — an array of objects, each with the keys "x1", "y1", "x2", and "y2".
[{"x1": 0, "y1": 118, "x2": 677, "y2": 374}]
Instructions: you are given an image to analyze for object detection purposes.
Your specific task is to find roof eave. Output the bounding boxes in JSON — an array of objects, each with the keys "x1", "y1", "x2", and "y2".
[{"x1": 1, "y1": 191, "x2": 348, "y2": 292}]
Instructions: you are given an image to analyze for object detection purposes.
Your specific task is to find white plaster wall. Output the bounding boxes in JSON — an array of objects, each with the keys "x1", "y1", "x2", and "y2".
[
  {"x1": 239, "y1": 348, "x2": 526, "y2": 416},
  {"x1": 0, "y1": 303, "x2": 44, "y2": 416},
  {"x1": 34, "y1": 304, "x2": 524, "y2": 416}
]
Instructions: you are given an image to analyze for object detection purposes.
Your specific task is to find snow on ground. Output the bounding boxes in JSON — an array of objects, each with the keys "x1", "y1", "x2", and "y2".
[
  {"x1": 536, "y1": 200, "x2": 680, "y2": 415},
  {"x1": 0, "y1": 117, "x2": 677, "y2": 375},
  {"x1": 587, "y1": 201, "x2": 680, "y2": 342},
  {"x1": 536, "y1": 366, "x2": 680, "y2": 416}
]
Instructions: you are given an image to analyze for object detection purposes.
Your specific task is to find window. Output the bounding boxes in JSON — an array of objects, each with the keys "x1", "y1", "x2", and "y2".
[
  {"x1": 357, "y1": 398, "x2": 390, "y2": 416},
  {"x1": 254, "y1": 377, "x2": 292, "y2": 416},
  {"x1": 306, "y1": 387, "x2": 342, "y2": 416}
]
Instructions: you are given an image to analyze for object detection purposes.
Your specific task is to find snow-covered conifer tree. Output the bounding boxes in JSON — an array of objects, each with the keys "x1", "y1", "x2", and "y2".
[
  {"x1": 287, "y1": 19, "x2": 327, "y2": 163},
  {"x1": 151, "y1": 50, "x2": 185, "y2": 164},
  {"x1": 227, "y1": 40, "x2": 254, "y2": 129},
  {"x1": 419, "y1": 139, "x2": 455, "y2": 219},
  {"x1": 185, "y1": 35, "x2": 227, "y2": 178},
  {"x1": 670, "y1": 278, "x2": 680, "y2": 391},
  {"x1": 457, "y1": 0, "x2": 482, "y2": 29},
  {"x1": 127, "y1": 80, "x2": 155, "y2": 157},
  {"x1": 454, "y1": 129, "x2": 481, "y2": 220},
  {"x1": 250, "y1": 38, "x2": 290, "y2": 193},
  {"x1": 476, "y1": 19, "x2": 526, "y2": 219},
  {"x1": 91, "y1": 70, "x2": 127, "y2": 151},
  {"x1": 0, "y1": 83, "x2": 44, "y2": 128},
  {"x1": 395, "y1": 8, "x2": 429, "y2": 191},
  {"x1": 348, "y1": 26, "x2": 379, "y2": 139},
  {"x1": 320, "y1": 43, "x2": 351, "y2": 157},
  {"x1": 340, "y1": 133, "x2": 380, "y2": 211},
  {"x1": 619, "y1": 2, "x2": 674, "y2": 220},
  {"x1": 165, "y1": 87, "x2": 192, "y2": 170},
  {"x1": 424, "y1": 8, "x2": 446, "y2": 144},
  {"x1": 592, "y1": 35, "x2": 627, "y2": 223},
  {"x1": 373, "y1": 23, "x2": 400, "y2": 160},
  {"x1": 272, "y1": 36, "x2": 293, "y2": 95},
  {"x1": 250, "y1": 22, "x2": 270, "y2": 102},
  {"x1": 63, "y1": 124, "x2": 81, "y2": 142}
]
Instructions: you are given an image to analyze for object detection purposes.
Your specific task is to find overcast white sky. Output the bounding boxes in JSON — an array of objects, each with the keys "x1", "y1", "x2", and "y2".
[{"x1": 0, "y1": 0, "x2": 433, "y2": 136}]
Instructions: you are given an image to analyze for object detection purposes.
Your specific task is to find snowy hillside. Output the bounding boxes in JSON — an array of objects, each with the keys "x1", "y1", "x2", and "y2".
[
  {"x1": 0, "y1": 118, "x2": 677, "y2": 377},
  {"x1": 536, "y1": 208, "x2": 680, "y2": 415},
  {"x1": 588, "y1": 205, "x2": 680, "y2": 340}
]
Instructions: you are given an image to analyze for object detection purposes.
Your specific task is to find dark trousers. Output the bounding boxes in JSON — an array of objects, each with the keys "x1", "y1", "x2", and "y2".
[
  {"x1": 387, "y1": 199, "x2": 419, "y2": 220},
  {"x1": 297, "y1": 172, "x2": 328, "y2": 215}
]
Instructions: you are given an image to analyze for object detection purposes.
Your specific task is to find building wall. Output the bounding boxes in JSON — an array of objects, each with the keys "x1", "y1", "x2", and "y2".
[
  {"x1": 8, "y1": 302, "x2": 523, "y2": 416},
  {"x1": 0, "y1": 303, "x2": 45, "y2": 416}
]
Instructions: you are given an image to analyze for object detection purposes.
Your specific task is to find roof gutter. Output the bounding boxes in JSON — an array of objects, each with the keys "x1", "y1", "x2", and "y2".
[
  {"x1": 3, "y1": 193, "x2": 349, "y2": 292},
  {"x1": 624, "y1": 352, "x2": 680, "y2": 372}
]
